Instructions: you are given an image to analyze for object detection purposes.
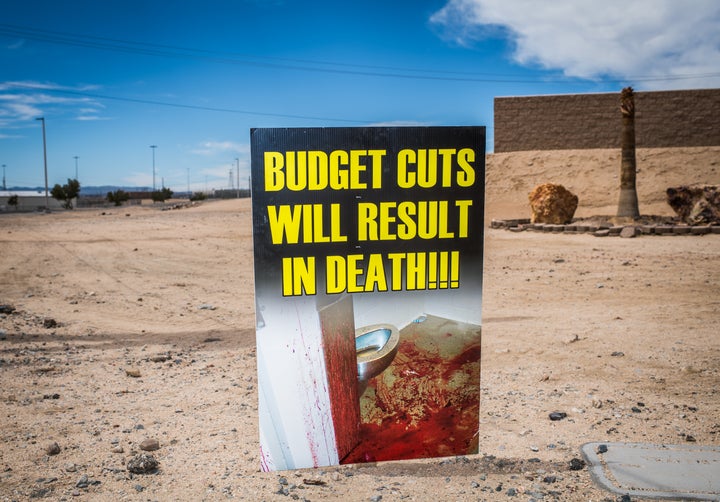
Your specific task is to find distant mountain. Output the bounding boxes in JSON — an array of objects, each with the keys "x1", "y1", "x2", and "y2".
[
  {"x1": 77, "y1": 186, "x2": 153, "y2": 196},
  {"x1": 4, "y1": 185, "x2": 153, "y2": 196}
]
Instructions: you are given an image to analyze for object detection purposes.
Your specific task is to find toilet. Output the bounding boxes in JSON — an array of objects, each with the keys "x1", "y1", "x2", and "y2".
[{"x1": 355, "y1": 324, "x2": 400, "y2": 392}]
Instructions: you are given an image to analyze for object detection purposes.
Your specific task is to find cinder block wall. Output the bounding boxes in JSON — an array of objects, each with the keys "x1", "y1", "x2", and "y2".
[{"x1": 494, "y1": 88, "x2": 720, "y2": 152}]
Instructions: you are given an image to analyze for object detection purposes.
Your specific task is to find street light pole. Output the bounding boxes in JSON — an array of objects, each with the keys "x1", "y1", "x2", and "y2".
[
  {"x1": 150, "y1": 145, "x2": 157, "y2": 191},
  {"x1": 36, "y1": 117, "x2": 49, "y2": 211},
  {"x1": 2, "y1": 164, "x2": 6, "y2": 190},
  {"x1": 74, "y1": 156, "x2": 79, "y2": 181},
  {"x1": 235, "y1": 158, "x2": 240, "y2": 198}
]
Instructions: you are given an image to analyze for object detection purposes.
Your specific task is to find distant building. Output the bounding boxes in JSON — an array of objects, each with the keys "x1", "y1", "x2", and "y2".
[{"x1": 0, "y1": 190, "x2": 67, "y2": 212}]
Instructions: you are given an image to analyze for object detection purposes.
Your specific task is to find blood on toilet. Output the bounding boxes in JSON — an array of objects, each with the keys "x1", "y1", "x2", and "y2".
[{"x1": 342, "y1": 336, "x2": 480, "y2": 463}]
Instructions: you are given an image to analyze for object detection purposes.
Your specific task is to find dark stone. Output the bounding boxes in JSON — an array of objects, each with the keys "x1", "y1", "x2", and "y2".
[
  {"x1": 667, "y1": 185, "x2": 720, "y2": 225},
  {"x1": 0, "y1": 305, "x2": 16, "y2": 315},
  {"x1": 569, "y1": 458, "x2": 586, "y2": 471},
  {"x1": 126, "y1": 453, "x2": 159, "y2": 474},
  {"x1": 45, "y1": 442, "x2": 61, "y2": 455},
  {"x1": 549, "y1": 412, "x2": 567, "y2": 421},
  {"x1": 43, "y1": 318, "x2": 58, "y2": 329},
  {"x1": 597, "y1": 444, "x2": 608, "y2": 454}
]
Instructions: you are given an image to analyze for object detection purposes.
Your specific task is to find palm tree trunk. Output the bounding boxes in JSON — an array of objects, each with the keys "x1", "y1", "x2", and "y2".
[{"x1": 617, "y1": 87, "x2": 640, "y2": 218}]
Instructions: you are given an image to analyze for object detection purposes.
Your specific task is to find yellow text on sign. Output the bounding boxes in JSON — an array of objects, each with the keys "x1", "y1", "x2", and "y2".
[
  {"x1": 357, "y1": 200, "x2": 473, "y2": 241},
  {"x1": 267, "y1": 203, "x2": 347, "y2": 244},
  {"x1": 264, "y1": 150, "x2": 386, "y2": 191},
  {"x1": 396, "y1": 148, "x2": 476, "y2": 188},
  {"x1": 325, "y1": 251, "x2": 460, "y2": 294}
]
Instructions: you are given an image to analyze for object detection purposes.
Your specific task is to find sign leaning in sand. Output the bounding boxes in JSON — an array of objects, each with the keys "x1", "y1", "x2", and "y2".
[{"x1": 251, "y1": 127, "x2": 485, "y2": 471}]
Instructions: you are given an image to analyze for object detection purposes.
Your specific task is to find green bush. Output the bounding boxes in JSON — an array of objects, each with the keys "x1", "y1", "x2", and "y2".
[
  {"x1": 51, "y1": 178, "x2": 80, "y2": 209},
  {"x1": 107, "y1": 190, "x2": 130, "y2": 206},
  {"x1": 151, "y1": 187, "x2": 173, "y2": 202}
]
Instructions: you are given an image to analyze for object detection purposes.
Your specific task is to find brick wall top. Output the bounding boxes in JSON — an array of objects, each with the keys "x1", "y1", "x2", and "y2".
[{"x1": 494, "y1": 88, "x2": 720, "y2": 152}]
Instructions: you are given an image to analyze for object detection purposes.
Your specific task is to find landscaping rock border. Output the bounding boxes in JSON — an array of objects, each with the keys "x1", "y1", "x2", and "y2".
[{"x1": 490, "y1": 218, "x2": 720, "y2": 237}]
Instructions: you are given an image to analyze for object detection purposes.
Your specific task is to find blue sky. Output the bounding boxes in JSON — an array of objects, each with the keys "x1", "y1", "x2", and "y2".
[{"x1": 2, "y1": 0, "x2": 719, "y2": 193}]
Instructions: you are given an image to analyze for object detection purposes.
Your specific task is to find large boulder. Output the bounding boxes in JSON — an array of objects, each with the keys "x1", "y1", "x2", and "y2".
[
  {"x1": 666, "y1": 185, "x2": 720, "y2": 225},
  {"x1": 528, "y1": 183, "x2": 579, "y2": 224}
]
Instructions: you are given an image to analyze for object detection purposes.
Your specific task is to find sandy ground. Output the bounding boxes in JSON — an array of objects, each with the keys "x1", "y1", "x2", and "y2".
[{"x1": 1, "y1": 147, "x2": 719, "y2": 501}]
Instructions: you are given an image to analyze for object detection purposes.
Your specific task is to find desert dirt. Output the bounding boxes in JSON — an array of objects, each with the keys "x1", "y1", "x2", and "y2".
[{"x1": 1, "y1": 146, "x2": 719, "y2": 501}]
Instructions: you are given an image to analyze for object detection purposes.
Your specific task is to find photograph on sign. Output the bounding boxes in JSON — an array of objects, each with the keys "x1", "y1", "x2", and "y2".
[{"x1": 251, "y1": 126, "x2": 485, "y2": 471}]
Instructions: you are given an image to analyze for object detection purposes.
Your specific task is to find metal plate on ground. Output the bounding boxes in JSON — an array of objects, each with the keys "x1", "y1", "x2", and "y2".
[{"x1": 581, "y1": 442, "x2": 720, "y2": 500}]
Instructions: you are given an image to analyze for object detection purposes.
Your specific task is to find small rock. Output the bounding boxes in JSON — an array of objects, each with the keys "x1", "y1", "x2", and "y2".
[
  {"x1": 611, "y1": 351, "x2": 625, "y2": 357},
  {"x1": 0, "y1": 305, "x2": 15, "y2": 315},
  {"x1": 65, "y1": 463, "x2": 77, "y2": 472},
  {"x1": 549, "y1": 412, "x2": 567, "y2": 421},
  {"x1": 43, "y1": 318, "x2": 58, "y2": 329},
  {"x1": 139, "y1": 438, "x2": 160, "y2": 452},
  {"x1": 542, "y1": 475, "x2": 557, "y2": 483},
  {"x1": 126, "y1": 453, "x2": 159, "y2": 474},
  {"x1": 506, "y1": 487, "x2": 517, "y2": 496},
  {"x1": 0, "y1": 329, "x2": 6, "y2": 340},
  {"x1": 597, "y1": 444, "x2": 609, "y2": 454},
  {"x1": 620, "y1": 226, "x2": 640, "y2": 238},
  {"x1": 569, "y1": 458, "x2": 586, "y2": 471},
  {"x1": 125, "y1": 369, "x2": 141, "y2": 378},
  {"x1": 303, "y1": 478, "x2": 326, "y2": 486},
  {"x1": 111, "y1": 445, "x2": 124, "y2": 454},
  {"x1": 76, "y1": 474, "x2": 89, "y2": 488},
  {"x1": 198, "y1": 304, "x2": 216, "y2": 310},
  {"x1": 45, "y1": 442, "x2": 61, "y2": 455}
]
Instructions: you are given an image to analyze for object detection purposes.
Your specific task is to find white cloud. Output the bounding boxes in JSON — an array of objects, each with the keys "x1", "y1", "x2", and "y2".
[
  {"x1": 0, "y1": 101, "x2": 42, "y2": 120},
  {"x1": 0, "y1": 81, "x2": 105, "y2": 127},
  {"x1": 431, "y1": 0, "x2": 720, "y2": 89}
]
